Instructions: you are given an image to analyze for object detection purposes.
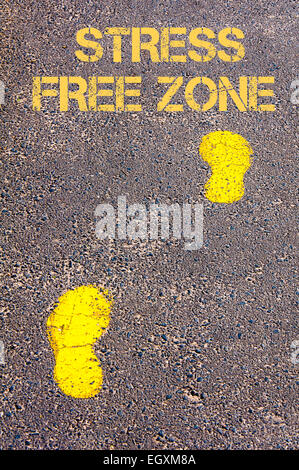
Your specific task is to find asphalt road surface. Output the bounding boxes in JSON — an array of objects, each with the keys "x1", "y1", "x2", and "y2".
[{"x1": 0, "y1": 0, "x2": 298, "y2": 450}]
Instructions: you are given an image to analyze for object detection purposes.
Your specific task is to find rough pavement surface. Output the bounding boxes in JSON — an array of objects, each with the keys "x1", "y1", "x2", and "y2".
[{"x1": 0, "y1": 0, "x2": 298, "y2": 449}]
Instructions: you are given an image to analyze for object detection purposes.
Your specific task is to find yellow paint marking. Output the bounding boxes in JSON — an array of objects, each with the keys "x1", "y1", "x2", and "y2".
[
  {"x1": 199, "y1": 130, "x2": 253, "y2": 203},
  {"x1": 47, "y1": 285, "x2": 113, "y2": 398}
]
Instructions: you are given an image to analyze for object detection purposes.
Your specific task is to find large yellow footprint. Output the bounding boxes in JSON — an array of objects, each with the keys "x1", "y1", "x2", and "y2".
[
  {"x1": 47, "y1": 285, "x2": 113, "y2": 398},
  {"x1": 199, "y1": 131, "x2": 253, "y2": 203}
]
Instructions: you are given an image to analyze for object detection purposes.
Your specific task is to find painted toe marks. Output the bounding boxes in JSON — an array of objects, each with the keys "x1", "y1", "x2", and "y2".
[
  {"x1": 199, "y1": 131, "x2": 253, "y2": 203},
  {"x1": 47, "y1": 285, "x2": 113, "y2": 398}
]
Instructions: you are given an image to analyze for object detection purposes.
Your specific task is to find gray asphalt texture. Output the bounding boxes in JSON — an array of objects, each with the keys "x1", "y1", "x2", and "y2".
[{"x1": 0, "y1": 0, "x2": 298, "y2": 450}]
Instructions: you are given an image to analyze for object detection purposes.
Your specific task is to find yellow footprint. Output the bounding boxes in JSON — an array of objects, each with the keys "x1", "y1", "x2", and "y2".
[
  {"x1": 47, "y1": 285, "x2": 113, "y2": 398},
  {"x1": 199, "y1": 130, "x2": 253, "y2": 203}
]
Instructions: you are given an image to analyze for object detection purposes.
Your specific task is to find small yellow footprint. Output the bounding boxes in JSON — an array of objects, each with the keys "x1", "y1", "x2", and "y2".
[
  {"x1": 47, "y1": 285, "x2": 113, "y2": 398},
  {"x1": 199, "y1": 131, "x2": 253, "y2": 203}
]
